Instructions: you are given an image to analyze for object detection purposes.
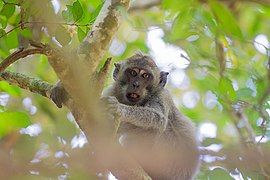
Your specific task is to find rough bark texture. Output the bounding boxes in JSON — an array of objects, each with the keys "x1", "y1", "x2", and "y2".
[{"x1": 0, "y1": 70, "x2": 52, "y2": 98}]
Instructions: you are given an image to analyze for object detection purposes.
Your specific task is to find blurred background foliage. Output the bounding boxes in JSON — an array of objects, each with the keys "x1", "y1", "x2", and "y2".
[{"x1": 1, "y1": 0, "x2": 270, "y2": 179}]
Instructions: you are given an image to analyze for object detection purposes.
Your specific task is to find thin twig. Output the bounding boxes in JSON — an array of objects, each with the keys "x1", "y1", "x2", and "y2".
[
  {"x1": 0, "y1": 24, "x2": 23, "y2": 39},
  {"x1": 29, "y1": 40, "x2": 47, "y2": 49},
  {"x1": 215, "y1": 35, "x2": 225, "y2": 77},
  {"x1": 0, "y1": 48, "x2": 45, "y2": 73},
  {"x1": 94, "y1": 57, "x2": 112, "y2": 96},
  {"x1": 2, "y1": 0, "x2": 20, "y2": 6},
  {"x1": 26, "y1": 21, "x2": 93, "y2": 27},
  {"x1": 19, "y1": 0, "x2": 26, "y2": 29}
]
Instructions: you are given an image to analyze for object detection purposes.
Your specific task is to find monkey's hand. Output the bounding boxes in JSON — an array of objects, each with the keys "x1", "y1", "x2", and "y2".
[
  {"x1": 119, "y1": 104, "x2": 168, "y2": 132},
  {"x1": 50, "y1": 81, "x2": 69, "y2": 108},
  {"x1": 100, "y1": 96, "x2": 122, "y2": 134}
]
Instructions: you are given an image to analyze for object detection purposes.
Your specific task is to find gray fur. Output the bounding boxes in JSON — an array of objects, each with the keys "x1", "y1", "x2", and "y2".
[{"x1": 104, "y1": 53, "x2": 200, "y2": 180}]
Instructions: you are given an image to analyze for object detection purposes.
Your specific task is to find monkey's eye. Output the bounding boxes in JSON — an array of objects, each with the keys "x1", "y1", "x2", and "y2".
[
  {"x1": 130, "y1": 70, "x2": 137, "y2": 76},
  {"x1": 142, "y1": 73, "x2": 149, "y2": 79}
]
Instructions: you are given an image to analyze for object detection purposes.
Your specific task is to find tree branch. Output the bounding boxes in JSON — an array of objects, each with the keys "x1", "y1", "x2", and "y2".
[
  {"x1": 44, "y1": 0, "x2": 151, "y2": 178},
  {"x1": 19, "y1": 0, "x2": 26, "y2": 30},
  {"x1": 0, "y1": 40, "x2": 50, "y2": 73},
  {"x1": 78, "y1": 0, "x2": 130, "y2": 75},
  {"x1": 94, "y1": 57, "x2": 112, "y2": 96},
  {"x1": 0, "y1": 48, "x2": 45, "y2": 73},
  {"x1": 215, "y1": 37, "x2": 225, "y2": 77},
  {"x1": 0, "y1": 70, "x2": 53, "y2": 98}
]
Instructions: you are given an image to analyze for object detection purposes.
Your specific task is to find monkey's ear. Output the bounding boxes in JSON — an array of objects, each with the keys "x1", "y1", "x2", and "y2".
[
  {"x1": 159, "y1": 71, "x2": 169, "y2": 87},
  {"x1": 113, "y1": 63, "x2": 121, "y2": 81}
]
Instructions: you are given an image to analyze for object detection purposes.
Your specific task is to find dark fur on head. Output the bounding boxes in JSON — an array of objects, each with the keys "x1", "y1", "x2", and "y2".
[
  {"x1": 112, "y1": 52, "x2": 169, "y2": 106},
  {"x1": 113, "y1": 52, "x2": 168, "y2": 89}
]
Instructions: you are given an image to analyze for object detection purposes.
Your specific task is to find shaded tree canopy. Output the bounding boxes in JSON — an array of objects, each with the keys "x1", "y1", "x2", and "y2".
[{"x1": 0, "y1": 0, "x2": 270, "y2": 179}]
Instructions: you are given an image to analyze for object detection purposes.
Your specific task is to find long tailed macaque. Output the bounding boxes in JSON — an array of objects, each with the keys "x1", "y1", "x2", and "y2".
[{"x1": 51, "y1": 52, "x2": 200, "y2": 180}]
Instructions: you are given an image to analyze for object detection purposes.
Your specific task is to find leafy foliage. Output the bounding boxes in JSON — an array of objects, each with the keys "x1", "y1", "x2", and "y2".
[
  {"x1": 1, "y1": 0, "x2": 270, "y2": 179},
  {"x1": 0, "y1": 112, "x2": 31, "y2": 137}
]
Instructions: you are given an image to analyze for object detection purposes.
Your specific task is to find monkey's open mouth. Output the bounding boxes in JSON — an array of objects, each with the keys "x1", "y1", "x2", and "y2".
[{"x1": 126, "y1": 93, "x2": 140, "y2": 101}]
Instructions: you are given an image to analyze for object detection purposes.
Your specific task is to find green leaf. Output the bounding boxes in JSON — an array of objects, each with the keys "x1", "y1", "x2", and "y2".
[
  {"x1": 5, "y1": 30, "x2": 18, "y2": 49},
  {"x1": 0, "y1": 81, "x2": 21, "y2": 96},
  {"x1": 0, "y1": 112, "x2": 31, "y2": 137},
  {"x1": 17, "y1": 28, "x2": 32, "y2": 38},
  {"x1": 0, "y1": 15, "x2": 7, "y2": 29},
  {"x1": 1, "y1": 4, "x2": 15, "y2": 19},
  {"x1": 62, "y1": 1, "x2": 83, "y2": 22},
  {"x1": 169, "y1": 8, "x2": 197, "y2": 40},
  {"x1": 236, "y1": 88, "x2": 254, "y2": 101},
  {"x1": 62, "y1": 5, "x2": 74, "y2": 22},
  {"x1": 5, "y1": 0, "x2": 19, "y2": 3},
  {"x1": 209, "y1": 0, "x2": 243, "y2": 39},
  {"x1": 77, "y1": 27, "x2": 86, "y2": 42},
  {"x1": 89, "y1": 3, "x2": 103, "y2": 23},
  {"x1": 0, "y1": 28, "x2": 5, "y2": 37},
  {"x1": 219, "y1": 77, "x2": 236, "y2": 101},
  {"x1": 256, "y1": 78, "x2": 267, "y2": 100},
  {"x1": 162, "y1": 0, "x2": 194, "y2": 14},
  {"x1": 72, "y1": 0, "x2": 83, "y2": 22},
  {"x1": 55, "y1": 25, "x2": 71, "y2": 46},
  {"x1": 0, "y1": 1, "x2": 3, "y2": 10}
]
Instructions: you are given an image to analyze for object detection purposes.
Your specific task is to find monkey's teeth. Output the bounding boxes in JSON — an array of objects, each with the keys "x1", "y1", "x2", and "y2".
[
  {"x1": 131, "y1": 94, "x2": 137, "y2": 98},
  {"x1": 127, "y1": 93, "x2": 140, "y2": 99}
]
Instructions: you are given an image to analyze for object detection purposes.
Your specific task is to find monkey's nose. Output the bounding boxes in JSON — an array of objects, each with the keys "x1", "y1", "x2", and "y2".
[{"x1": 133, "y1": 81, "x2": 139, "y2": 88}]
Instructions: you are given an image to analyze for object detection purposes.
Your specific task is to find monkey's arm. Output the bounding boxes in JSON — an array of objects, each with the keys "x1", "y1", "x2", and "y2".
[{"x1": 119, "y1": 104, "x2": 168, "y2": 132}]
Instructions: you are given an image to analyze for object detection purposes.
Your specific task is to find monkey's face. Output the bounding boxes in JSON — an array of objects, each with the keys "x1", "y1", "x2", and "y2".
[
  {"x1": 113, "y1": 53, "x2": 168, "y2": 106},
  {"x1": 120, "y1": 67, "x2": 154, "y2": 105}
]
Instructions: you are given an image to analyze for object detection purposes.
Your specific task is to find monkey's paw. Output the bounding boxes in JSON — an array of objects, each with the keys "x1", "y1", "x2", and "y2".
[
  {"x1": 100, "y1": 96, "x2": 121, "y2": 116},
  {"x1": 50, "y1": 83, "x2": 69, "y2": 108}
]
